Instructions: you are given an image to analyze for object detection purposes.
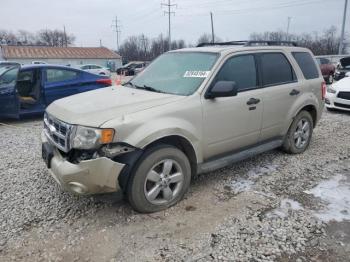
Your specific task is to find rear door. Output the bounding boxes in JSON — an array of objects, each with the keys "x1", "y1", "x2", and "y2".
[
  {"x1": 258, "y1": 52, "x2": 300, "y2": 141},
  {"x1": 43, "y1": 67, "x2": 82, "y2": 105},
  {"x1": 0, "y1": 65, "x2": 20, "y2": 118}
]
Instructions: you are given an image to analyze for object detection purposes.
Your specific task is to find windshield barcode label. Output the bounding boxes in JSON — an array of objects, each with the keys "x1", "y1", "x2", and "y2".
[{"x1": 184, "y1": 71, "x2": 210, "y2": 78}]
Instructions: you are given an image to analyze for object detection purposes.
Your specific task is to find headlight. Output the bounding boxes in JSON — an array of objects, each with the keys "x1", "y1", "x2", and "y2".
[
  {"x1": 327, "y1": 86, "x2": 336, "y2": 94},
  {"x1": 71, "y1": 126, "x2": 115, "y2": 149}
]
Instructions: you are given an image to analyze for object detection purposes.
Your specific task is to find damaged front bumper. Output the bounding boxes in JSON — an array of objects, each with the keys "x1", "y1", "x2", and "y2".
[{"x1": 42, "y1": 133, "x2": 125, "y2": 195}]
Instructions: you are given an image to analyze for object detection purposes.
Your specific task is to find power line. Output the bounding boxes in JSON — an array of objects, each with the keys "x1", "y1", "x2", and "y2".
[
  {"x1": 161, "y1": 0, "x2": 177, "y2": 51},
  {"x1": 111, "y1": 16, "x2": 121, "y2": 50},
  {"x1": 178, "y1": 0, "x2": 333, "y2": 17}
]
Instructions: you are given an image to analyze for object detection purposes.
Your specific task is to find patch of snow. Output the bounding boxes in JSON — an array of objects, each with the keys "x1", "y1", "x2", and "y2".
[
  {"x1": 228, "y1": 164, "x2": 278, "y2": 194},
  {"x1": 305, "y1": 174, "x2": 350, "y2": 222},
  {"x1": 229, "y1": 179, "x2": 254, "y2": 194},
  {"x1": 246, "y1": 164, "x2": 278, "y2": 179},
  {"x1": 267, "y1": 198, "x2": 304, "y2": 218}
]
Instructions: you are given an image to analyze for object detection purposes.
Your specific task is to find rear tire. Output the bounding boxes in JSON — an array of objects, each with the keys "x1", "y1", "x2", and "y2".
[
  {"x1": 282, "y1": 111, "x2": 313, "y2": 154},
  {"x1": 127, "y1": 145, "x2": 191, "y2": 213}
]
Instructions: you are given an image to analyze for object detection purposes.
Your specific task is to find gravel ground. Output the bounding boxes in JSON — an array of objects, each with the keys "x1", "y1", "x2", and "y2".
[{"x1": 0, "y1": 109, "x2": 349, "y2": 262}]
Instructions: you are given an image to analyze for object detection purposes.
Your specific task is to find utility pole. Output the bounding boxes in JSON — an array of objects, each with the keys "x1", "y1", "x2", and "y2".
[
  {"x1": 210, "y1": 12, "x2": 215, "y2": 43},
  {"x1": 111, "y1": 16, "x2": 121, "y2": 50},
  {"x1": 161, "y1": 0, "x2": 177, "y2": 51},
  {"x1": 339, "y1": 0, "x2": 348, "y2": 55},
  {"x1": 63, "y1": 25, "x2": 68, "y2": 47},
  {"x1": 100, "y1": 39, "x2": 102, "y2": 47},
  {"x1": 286, "y1": 17, "x2": 291, "y2": 41},
  {"x1": 140, "y1": 34, "x2": 148, "y2": 60}
]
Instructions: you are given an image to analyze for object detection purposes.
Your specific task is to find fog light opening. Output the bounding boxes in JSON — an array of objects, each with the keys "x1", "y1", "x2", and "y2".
[{"x1": 68, "y1": 182, "x2": 87, "y2": 194}]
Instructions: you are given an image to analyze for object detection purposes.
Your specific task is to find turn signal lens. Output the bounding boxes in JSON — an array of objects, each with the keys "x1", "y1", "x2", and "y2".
[{"x1": 100, "y1": 129, "x2": 115, "y2": 144}]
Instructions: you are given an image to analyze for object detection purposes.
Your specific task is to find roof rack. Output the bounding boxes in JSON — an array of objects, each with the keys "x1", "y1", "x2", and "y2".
[{"x1": 196, "y1": 40, "x2": 298, "y2": 48}]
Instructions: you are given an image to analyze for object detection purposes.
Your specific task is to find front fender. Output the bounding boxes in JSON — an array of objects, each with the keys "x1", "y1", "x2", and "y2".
[{"x1": 123, "y1": 117, "x2": 203, "y2": 163}]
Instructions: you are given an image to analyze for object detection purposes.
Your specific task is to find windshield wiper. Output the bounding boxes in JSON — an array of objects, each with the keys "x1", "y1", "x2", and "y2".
[
  {"x1": 124, "y1": 82, "x2": 164, "y2": 93},
  {"x1": 134, "y1": 84, "x2": 163, "y2": 93}
]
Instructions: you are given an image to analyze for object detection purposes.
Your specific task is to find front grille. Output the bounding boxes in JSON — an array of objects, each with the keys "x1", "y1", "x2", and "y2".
[
  {"x1": 338, "y1": 92, "x2": 350, "y2": 100},
  {"x1": 334, "y1": 102, "x2": 350, "y2": 109},
  {"x1": 44, "y1": 113, "x2": 74, "y2": 152}
]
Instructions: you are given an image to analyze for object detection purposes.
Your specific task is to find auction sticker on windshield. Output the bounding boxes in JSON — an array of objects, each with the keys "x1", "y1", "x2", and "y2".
[{"x1": 184, "y1": 71, "x2": 210, "y2": 78}]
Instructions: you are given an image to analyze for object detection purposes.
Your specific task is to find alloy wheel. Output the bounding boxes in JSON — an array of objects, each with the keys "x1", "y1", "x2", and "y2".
[
  {"x1": 293, "y1": 118, "x2": 311, "y2": 149},
  {"x1": 144, "y1": 159, "x2": 184, "y2": 205}
]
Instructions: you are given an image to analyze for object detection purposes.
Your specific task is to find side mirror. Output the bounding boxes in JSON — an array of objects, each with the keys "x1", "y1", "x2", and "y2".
[{"x1": 205, "y1": 81, "x2": 238, "y2": 99}]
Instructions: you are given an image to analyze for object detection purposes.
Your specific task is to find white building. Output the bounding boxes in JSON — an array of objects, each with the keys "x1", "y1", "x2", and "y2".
[{"x1": 0, "y1": 45, "x2": 122, "y2": 70}]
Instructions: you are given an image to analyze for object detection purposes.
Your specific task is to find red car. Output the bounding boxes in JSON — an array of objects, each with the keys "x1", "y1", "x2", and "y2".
[{"x1": 316, "y1": 57, "x2": 335, "y2": 84}]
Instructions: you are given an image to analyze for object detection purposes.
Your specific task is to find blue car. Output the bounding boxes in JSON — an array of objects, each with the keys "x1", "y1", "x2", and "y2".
[{"x1": 0, "y1": 64, "x2": 113, "y2": 119}]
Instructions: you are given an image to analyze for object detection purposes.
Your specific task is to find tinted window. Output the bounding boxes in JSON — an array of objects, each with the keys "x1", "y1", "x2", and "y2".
[
  {"x1": 292, "y1": 52, "x2": 319, "y2": 79},
  {"x1": 46, "y1": 69, "x2": 78, "y2": 83},
  {"x1": 214, "y1": 55, "x2": 257, "y2": 91},
  {"x1": 261, "y1": 53, "x2": 296, "y2": 86}
]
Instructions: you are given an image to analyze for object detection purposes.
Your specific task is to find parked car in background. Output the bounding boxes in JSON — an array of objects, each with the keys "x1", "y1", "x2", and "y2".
[
  {"x1": 334, "y1": 57, "x2": 350, "y2": 81},
  {"x1": 79, "y1": 64, "x2": 111, "y2": 77},
  {"x1": 41, "y1": 41, "x2": 324, "y2": 213},
  {"x1": 316, "y1": 57, "x2": 335, "y2": 84},
  {"x1": 32, "y1": 61, "x2": 47, "y2": 65},
  {"x1": 325, "y1": 76, "x2": 350, "y2": 111},
  {"x1": 0, "y1": 64, "x2": 112, "y2": 119},
  {"x1": 116, "y1": 61, "x2": 148, "y2": 76}
]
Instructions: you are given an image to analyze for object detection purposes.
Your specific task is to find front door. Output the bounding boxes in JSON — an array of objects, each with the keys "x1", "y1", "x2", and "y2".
[
  {"x1": 0, "y1": 65, "x2": 20, "y2": 118},
  {"x1": 202, "y1": 54, "x2": 263, "y2": 160}
]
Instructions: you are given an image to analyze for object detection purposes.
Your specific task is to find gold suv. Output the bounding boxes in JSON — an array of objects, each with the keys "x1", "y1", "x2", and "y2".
[{"x1": 42, "y1": 41, "x2": 325, "y2": 213}]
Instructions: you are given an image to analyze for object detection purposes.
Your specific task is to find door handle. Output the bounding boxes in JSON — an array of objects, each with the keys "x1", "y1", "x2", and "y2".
[
  {"x1": 247, "y1": 98, "x2": 260, "y2": 105},
  {"x1": 290, "y1": 89, "x2": 300, "y2": 96}
]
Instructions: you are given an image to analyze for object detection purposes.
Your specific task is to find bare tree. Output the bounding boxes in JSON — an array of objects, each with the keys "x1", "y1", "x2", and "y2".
[
  {"x1": 250, "y1": 26, "x2": 348, "y2": 55},
  {"x1": 197, "y1": 33, "x2": 222, "y2": 45},
  {"x1": 0, "y1": 28, "x2": 76, "y2": 47},
  {"x1": 119, "y1": 34, "x2": 187, "y2": 62}
]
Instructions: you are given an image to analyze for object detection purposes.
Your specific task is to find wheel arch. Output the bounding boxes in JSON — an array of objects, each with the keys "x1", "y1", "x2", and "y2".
[
  {"x1": 297, "y1": 104, "x2": 318, "y2": 127},
  {"x1": 143, "y1": 135, "x2": 198, "y2": 177}
]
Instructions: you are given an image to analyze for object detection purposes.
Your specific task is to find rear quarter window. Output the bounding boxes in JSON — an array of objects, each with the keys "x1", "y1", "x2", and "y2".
[
  {"x1": 260, "y1": 53, "x2": 296, "y2": 86},
  {"x1": 292, "y1": 52, "x2": 319, "y2": 80}
]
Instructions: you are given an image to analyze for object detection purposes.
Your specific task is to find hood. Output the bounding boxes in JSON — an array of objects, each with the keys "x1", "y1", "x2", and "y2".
[
  {"x1": 339, "y1": 57, "x2": 350, "y2": 68},
  {"x1": 46, "y1": 86, "x2": 184, "y2": 127},
  {"x1": 333, "y1": 77, "x2": 350, "y2": 92}
]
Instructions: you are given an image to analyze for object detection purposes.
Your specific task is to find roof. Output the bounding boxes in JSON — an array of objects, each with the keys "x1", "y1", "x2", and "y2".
[
  {"x1": 171, "y1": 45, "x2": 310, "y2": 56},
  {"x1": 0, "y1": 46, "x2": 121, "y2": 60}
]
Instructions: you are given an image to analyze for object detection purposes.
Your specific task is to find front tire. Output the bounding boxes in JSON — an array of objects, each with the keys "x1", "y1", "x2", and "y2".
[
  {"x1": 127, "y1": 145, "x2": 191, "y2": 213},
  {"x1": 282, "y1": 111, "x2": 313, "y2": 154}
]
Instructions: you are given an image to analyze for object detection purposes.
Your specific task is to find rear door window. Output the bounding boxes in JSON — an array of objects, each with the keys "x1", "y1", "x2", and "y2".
[
  {"x1": 292, "y1": 52, "x2": 319, "y2": 79},
  {"x1": 260, "y1": 53, "x2": 296, "y2": 86},
  {"x1": 214, "y1": 54, "x2": 257, "y2": 91},
  {"x1": 46, "y1": 69, "x2": 79, "y2": 83}
]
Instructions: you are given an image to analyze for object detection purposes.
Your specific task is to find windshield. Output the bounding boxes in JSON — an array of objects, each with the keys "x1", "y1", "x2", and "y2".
[
  {"x1": 0, "y1": 67, "x2": 19, "y2": 88},
  {"x1": 128, "y1": 52, "x2": 219, "y2": 96}
]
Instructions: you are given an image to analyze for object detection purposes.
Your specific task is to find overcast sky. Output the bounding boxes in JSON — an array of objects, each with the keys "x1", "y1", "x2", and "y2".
[{"x1": 0, "y1": 0, "x2": 348, "y2": 49}]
